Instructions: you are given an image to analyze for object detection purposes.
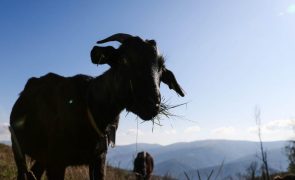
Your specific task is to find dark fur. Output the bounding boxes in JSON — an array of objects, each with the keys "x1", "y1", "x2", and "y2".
[
  {"x1": 133, "y1": 151, "x2": 154, "y2": 180},
  {"x1": 10, "y1": 34, "x2": 184, "y2": 180}
]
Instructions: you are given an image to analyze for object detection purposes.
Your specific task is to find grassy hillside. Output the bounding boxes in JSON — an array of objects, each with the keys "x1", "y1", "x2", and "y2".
[
  {"x1": 0, "y1": 143, "x2": 172, "y2": 180},
  {"x1": 0, "y1": 143, "x2": 16, "y2": 180}
]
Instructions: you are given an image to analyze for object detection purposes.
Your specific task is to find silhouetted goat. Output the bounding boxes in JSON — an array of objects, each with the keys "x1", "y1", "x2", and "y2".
[
  {"x1": 133, "y1": 151, "x2": 154, "y2": 180},
  {"x1": 10, "y1": 33, "x2": 184, "y2": 180}
]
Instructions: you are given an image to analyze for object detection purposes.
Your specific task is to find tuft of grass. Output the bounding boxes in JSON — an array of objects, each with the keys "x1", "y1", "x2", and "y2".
[
  {"x1": 0, "y1": 144, "x2": 17, "y2": 180},
  {"x1": 159, "y1": 98, "x2": 187, "y2": 118},
  {"x1": 150, "y1": 98, "x2": 188, "y2": 129}
]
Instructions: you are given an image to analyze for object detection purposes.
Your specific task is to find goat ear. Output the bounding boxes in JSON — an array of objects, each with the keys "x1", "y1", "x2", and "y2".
[
  {"x1": 161, "y1": 68, "x2": 185, "y2": 97},
  {"x1": 90, "y1": 46, "x2": 119, "y2": 67}
]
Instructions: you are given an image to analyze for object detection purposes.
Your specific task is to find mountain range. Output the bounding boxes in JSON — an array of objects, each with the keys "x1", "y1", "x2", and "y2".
[
  {"x1": 107, "y1": 140, "x2": 290, "y2": 179},
  {"x1": 1, "y1": 139, "x2": 290, "y2": 179}
]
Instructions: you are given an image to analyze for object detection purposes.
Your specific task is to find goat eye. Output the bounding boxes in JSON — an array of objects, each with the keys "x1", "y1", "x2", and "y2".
[{"x1": 121, "y1": 58, "x2": 129, "y2": 66}]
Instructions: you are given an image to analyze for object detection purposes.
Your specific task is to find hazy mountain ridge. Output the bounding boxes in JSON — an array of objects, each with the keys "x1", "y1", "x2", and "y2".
[
  {"x1": 1, "y1": 139, "x2": 289, "y2": 179},
  {"x1": 107, "y1": 140, "x2": 289, "y2": 179}
]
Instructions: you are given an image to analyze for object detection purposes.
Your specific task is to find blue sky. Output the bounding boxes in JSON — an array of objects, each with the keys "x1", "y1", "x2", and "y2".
[{"x1": 1, "y1": 1, "x2": 295, "y2": 145}]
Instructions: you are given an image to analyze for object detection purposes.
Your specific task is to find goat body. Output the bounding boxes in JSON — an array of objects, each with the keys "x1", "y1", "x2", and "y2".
[
  {"x1": 11, "y1": 71, "x2": 122, "y2": 179},
  {"x1": 10, "y1": 33, "x2": 185, "y2": 180},
  {"x1": 134, "y1": 151, "x2": 154, "y2": 180}
]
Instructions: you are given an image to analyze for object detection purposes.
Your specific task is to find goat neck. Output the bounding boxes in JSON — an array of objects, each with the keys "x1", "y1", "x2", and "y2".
[{"x1": 87, "y1": 68, "x2": 130, "y2": 129}]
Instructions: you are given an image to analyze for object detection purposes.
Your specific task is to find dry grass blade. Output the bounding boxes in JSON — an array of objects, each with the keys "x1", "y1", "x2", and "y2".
[
  {"x1": 134, "y1": 97, "x2": 189, "y2": 132},
  {"x1": 148, "y1": 97, "x2": 188, "y2": 131},
  {"x1": 155, "y1": 97, "x2": 188, "y2": 120},
  {"x1": 197, "y1": 170, "x2": 202, "y2": 180},
  {"x1": 214, "y1": 159, "x2": 225, "y2": 180},
  {"x1": 184, "y1": 171, "x2": 191, "y2": 180},
  {"x1": 207, "y1": 169, "x2": 214, "y2": 180}
]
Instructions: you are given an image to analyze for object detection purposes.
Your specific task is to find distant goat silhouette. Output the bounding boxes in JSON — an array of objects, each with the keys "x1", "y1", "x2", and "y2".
[
  {"x1": 133, "y1": 151, "x2": 154, "y2": 180},
  {"x1": 274, "y1": 174, "x2": 295, "y2": 180}
]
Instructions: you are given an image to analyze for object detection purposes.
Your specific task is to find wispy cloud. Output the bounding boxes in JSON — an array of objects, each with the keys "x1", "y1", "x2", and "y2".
[
  {"x1": 287, "y1": 4, "x2": 295, "y2": 14},
  {"x1": 184, "y1": 126, "x2": 201, "y2": 134},
  {"x1": 278, "y1": 4, "x2": 295, "y2": 16},
  {"x1": 264, "y1": 119, "x2": 295, "y2": 131},
  {"x1": 164, "y1": 129, "x2": 177, "y2": 135},
  {"x1": 247, "y1": 126, "x2": 258, "y2": 133},
  {"x1": 211, "y1": 126, "x2": 236, "y2": 135},
  {"x1": 0, "y1": 122, "x2": 10, "y2": 141},
  {"x1": 278, "y1": 12, "x2": 285, "y2": 16},
  {"x1": 247, "y1": 119, "x2": 295, "y2": 141},
  {"x1": 126, "y1": 129, "x2": 144, "y2": 136},
  {"x1": 248, "y1": 119, "x2": 295, "y2": 133}
]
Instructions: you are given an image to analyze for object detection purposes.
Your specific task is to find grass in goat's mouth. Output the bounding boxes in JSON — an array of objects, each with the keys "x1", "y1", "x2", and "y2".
[
  {"x1": 150, "y1": 98, "x2": 188, "y2": 129},
  {"x1": 128, "y1": 98, "x2": 189, "y2": 131}
]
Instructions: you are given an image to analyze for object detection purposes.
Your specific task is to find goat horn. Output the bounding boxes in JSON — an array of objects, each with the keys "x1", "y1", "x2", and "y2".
[{"x1": 96, "y1": 33, "x2": 133, "y2": 44}]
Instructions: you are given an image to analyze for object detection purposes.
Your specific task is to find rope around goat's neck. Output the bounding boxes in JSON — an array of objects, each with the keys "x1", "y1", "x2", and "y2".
[{"x1": 86, "y1": 108, "x2": 104, "y2": 137}]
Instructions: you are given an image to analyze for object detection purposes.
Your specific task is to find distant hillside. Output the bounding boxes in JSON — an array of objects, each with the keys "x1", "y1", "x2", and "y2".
[
  {"x1": 1, "y1": 140, "x2": 290, "y2": 179},
  {"x1": 181, "y1": 147, "x2": 287, "y2": 180},
  {"x1": 0, "y1": 143, "x2": 170, "y2": 180},
  {"x1": 107, "y1": 140, "x2": 289, "y2": 180},
  {"x1": 0, "y1": 141, "x2": 11, "y2": 146},
  {"x1": 107, "y1": 143, "x2": 162, "y2": 169}
]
